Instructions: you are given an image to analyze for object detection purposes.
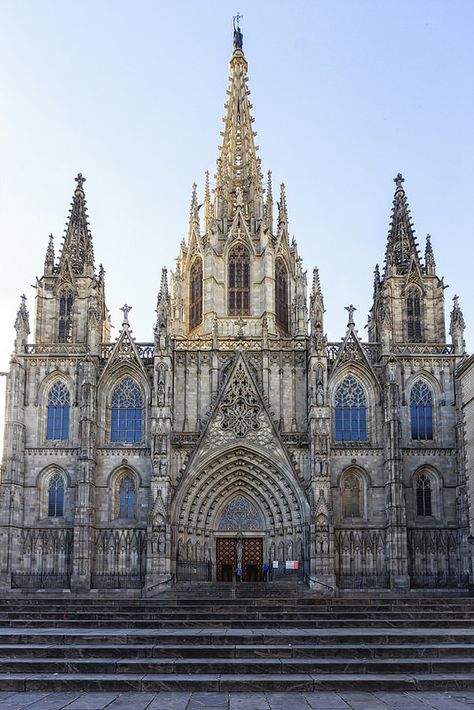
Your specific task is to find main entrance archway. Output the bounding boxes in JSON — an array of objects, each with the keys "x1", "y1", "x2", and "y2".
[{"x1": 171, "y1": 447, "x2": 309, "y2": 582}]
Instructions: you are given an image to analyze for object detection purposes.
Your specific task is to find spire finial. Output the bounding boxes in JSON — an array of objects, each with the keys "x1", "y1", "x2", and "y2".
[
  {"x1": 233, "y1": 13, "x2": 243, "y2": 49},
  {"x1": 394, "y1": 172, "x2": 404, "y2": 190},
  {"x1": 120, "y1": 304, "x2": 132, "y2": 326},
  {"x1": 345, "y1": 304, "x2": 356, "y2": 327},
  {"x1": 75, "y1": 172, "x2": 86, "y2": 193}
]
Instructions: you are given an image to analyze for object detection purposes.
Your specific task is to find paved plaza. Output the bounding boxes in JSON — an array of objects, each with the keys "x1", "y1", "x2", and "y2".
[{"x1": 0, "y1": 691, "x2": 473, "y2": 710}]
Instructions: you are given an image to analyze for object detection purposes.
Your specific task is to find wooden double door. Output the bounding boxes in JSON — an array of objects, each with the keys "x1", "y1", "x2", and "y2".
[{"x1": 216, "y1": 538, "x2": 263, "y2": 582}]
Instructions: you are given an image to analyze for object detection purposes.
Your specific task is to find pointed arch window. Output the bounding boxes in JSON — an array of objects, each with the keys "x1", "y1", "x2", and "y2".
[
  {"x1": 335, "y1": 377, "x2": 367, "y2": 442},
  {"x1": 410, "y1": 380, "x2": 433, "y2": 440},
  {"x1": 118, "y1": 474, "x2": 136, "y2": 519},
  {"x1": 189, "y1": 257, "x2": 203, "y2": 330},
  {"x1": 48, "y1": 474, "x2": 65, "y2": 517},
  {"x1": 228, "y1": 244, "x2": 250, "y2": 316},
  {"x1": 342, "y1": 470, "x2": 363, "y2": 518},
  {"x1": 58, "y1": 289, "x2": 74, "y2": 343},
  {"x1": 275, "y1": 257, "x2": 289, "y2": 332},
  {"x1": 407, "y1": 289, "x2": 422, "y2": 342},
  {"x1": 47, "y1": 381, "x2": 70, "y2": 440},
  {"x1": 416, "y1": 473, "x2": 432, "y2": 517},
  {"x1": 111, "y1": 378, "x2": 143, "y2": 443}
]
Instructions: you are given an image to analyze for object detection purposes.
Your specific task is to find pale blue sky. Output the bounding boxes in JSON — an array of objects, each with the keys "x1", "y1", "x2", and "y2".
[{"x1": 1, "y1": 1, "x2": 473, "y2": 444}]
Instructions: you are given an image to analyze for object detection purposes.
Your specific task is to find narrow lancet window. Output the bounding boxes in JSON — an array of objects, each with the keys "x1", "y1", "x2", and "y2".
[
  {"x1": 118, "y1": 474, "x2": 136, "y2": 518},
  {"x1": 342, "y1": 471, "x2": 362, "y2": 518},
  {"x1": 335, "y1": 377, "x2": 367, "y2": 442},
  {"x1": 416, "y1": 473, "x2": 432, "y2": 516},
  {"x1": 228, "y1": 244, "x2": 250, "y2": 315},
  {"x1": 58, "y1": 289, "x2": 74, "y2": 342},
  {"x1": 189, "y1": 258, "x2": 203, "y2": 330},
  {"x1": 111, "y1": 378, "x2": 143, "y2": 443},
  {"x1": 410, "y1": 380, "x2": 433, "y2": 440},
  {"x1": 407, "y1": 289, "x2": 422, "y2": 342},
  {"x1": 48, "y1": 474, "x2": 65, "y2": 517},
  {"x1": 275, "y1": 257, "x2": 289, "y2": 332},
  {"x1": 47, "y1": 381, "x2": 70, "y2": 440}
]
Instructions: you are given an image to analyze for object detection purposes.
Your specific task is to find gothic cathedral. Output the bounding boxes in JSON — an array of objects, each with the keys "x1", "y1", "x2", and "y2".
[{"x1": 1, "y1": 27, "x2": 471, "y2": 595}]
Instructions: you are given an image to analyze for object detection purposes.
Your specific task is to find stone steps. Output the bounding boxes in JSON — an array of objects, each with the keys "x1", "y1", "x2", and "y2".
[{"x1": 0, "y1": 594, "x2": 472, "y2": 692}]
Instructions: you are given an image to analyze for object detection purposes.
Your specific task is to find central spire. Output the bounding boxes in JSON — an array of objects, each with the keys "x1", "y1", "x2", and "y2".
[{"x1": 213, "y1": 19, "x2": 264, "y2": 224}]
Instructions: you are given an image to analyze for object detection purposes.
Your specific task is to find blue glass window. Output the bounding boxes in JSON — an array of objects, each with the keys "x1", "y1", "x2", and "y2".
[
  {"x1": 111, "y1": 378, "x2": 143, "y2": 442},
  {"x1": 410, "y1": 381, "x2": 433, "y2": 440},
  {"x1": 335, "y1": 377, "x2": 367, "y2": 442},
  {"x1": 416, "y1": 473, "x2": 432, "y2": 516},
  {"x1": 47, "y1": 381, "x2": 70, "y2": 440},
  {"x1": 119, "y1": 475, "x2": 135, "y2": 518},
  {"x1": 48, "y1": 474, "x2": 64, "y2": 517}
]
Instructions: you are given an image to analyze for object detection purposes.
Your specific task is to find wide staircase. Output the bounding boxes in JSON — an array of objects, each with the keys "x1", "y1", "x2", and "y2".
[{"x1": 0, "y1": 583, "x2": 473, "y2": 692}]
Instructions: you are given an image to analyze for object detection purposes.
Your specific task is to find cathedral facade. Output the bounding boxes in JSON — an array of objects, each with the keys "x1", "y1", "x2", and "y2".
[{"x1": 1, "y1": 29, "x2": 471, "y2": 595}]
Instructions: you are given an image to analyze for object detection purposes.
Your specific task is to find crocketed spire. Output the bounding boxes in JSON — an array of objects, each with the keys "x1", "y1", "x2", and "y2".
[
  {"x1": 58, "y1": 173, "x2": 95, "y2": 276},
  {"x1": 384, "y1": 173, "x2": 420, "y2": 276}
]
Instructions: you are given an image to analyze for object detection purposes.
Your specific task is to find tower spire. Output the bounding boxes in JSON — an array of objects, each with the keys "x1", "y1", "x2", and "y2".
[
  {"x1": 58, "y1": 173, "x2": 95, "y2": 276},
  {"x1": 214, "y1": 22, "x2": 263, "y2": 223},
  {"x1": 384, "y1": 173, "x2": 420, "y2": 277},
  {"x1": 189, "y1": 182, "x2": 200, "y2": 231}
]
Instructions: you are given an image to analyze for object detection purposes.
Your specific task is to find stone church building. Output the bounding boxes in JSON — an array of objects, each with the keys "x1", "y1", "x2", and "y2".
[{"x1": 1, "y1": 26, "x2": 471, "y2": 594}]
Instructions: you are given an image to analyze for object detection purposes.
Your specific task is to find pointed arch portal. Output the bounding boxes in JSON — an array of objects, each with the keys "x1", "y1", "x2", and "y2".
[{"x1": 172, "y1": 446, "x2": 308, "y2": 582}]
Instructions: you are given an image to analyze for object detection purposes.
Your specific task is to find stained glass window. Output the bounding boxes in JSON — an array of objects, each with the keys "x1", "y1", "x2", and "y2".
[
  {"x1": 48, "y1": 474, "x2": 64, "y2": 517},
  {"x1": 189, "y1": 258, "x2": 203, "y2": 330},
  {"x1": 119, "y1": 475, "x2": 136, "y2": 518},
  {"x1": 410, "y1": 381, "x2": 433, "y2": 440},
  {"x1": 275, "y1": 257, "x2": 289, "y2": 332},
  {"x1": 111, "y1": 378, "x2": 143, "y2": 443},
  {"x1": 416, "y1": 473, "x2": 432, "y2": 516},
  {"x1": 407, "y1": 290, "x2": 422, "y2": 342},
  {"x1": 47, "y1": 381, "x2": 70, "y2": 440},
  {"x1": 335, "y1": 377, "x2": 367, "y2": 442},
  {"x1": 228, "y1": 244, "x2": 250, "y2": 315},
  {"x1": 342, "y1": 471, "x2": 362, "y2": 518},
  {"x1": 58, "y1": 289, "x2": 74, "y2": 343}
]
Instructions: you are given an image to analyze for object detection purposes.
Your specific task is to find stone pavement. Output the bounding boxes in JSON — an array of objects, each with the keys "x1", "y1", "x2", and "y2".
[{"x1": 0, "y1": 691, "x2": 473, "y2": 710}]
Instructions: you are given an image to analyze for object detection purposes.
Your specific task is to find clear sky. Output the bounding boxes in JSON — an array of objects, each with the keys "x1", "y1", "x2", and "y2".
[{"x1": 1, "y1": 1, "x2": 473, "y2": 449}]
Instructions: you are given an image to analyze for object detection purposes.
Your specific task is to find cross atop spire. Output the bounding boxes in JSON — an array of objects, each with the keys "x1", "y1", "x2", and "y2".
[
  {"x1": 345, "y1": 304, "x2": 357, "y2": 327},
  {"x1": 75, "y1": 172, "x2": 86, "y2": 191},
  {"x1": 233, "y1": 13, "x2": 243, "y2": 49},
  {"x1": 120, "y1": 303, "x2": 132, "y2": 326},
  {"x1": 393, "y1": 172, "x2": 405, "y2": 189}
]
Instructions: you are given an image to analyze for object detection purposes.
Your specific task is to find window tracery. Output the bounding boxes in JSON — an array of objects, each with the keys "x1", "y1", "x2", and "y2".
[
  {"x1": 48, "y1": 473, "x2": 65, "y2": 517},
  {"x1": 341, "y1": 471, "x2": 363, "y2": 518},
  {"x1": 47, "y1": 381, "x2": 70, "y2": 441},
  {"x1": 410, "y1": 380, "x2": 433, "y2": 440},
  {"x1": 334, "y1": 377, "x2": 367, "y2": 442},
  {"x1": 416, "y1": 473, "x2": 432, "y2": 517},
  {"x1": 111, "y1": 378, "x2": 143, "y2": 443},
  {"x1": 407, "y1": 289, "x2": 422, "y2": 342},
  {"x1": 189, "y1": 257, "x2": 203, "y2": 330},
  {"x1": 275, "y1": 257, "x2": 289, "y2": 332},
  {"x1": 117, "y1": 474, "x2": 136, "y2": 519},
  {"x1": 228, "y1": 244, "x2": 250, "y2": 315},
  {"x1": 58, "y1": 289, "x2": 74, "y2": 343}
]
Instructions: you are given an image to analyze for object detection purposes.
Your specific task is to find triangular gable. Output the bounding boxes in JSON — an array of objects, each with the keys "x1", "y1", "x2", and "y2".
[
  {"x1": 227, "y1": 208, "x2": 255, "y2": 253},
  {"x1": 404, "y1": 256, "x2": 425, "y2": 292},
  {"x1": 185, "y1": 227, "x2": 203, "y2": 268},
  {"x1": 188, "y1": 353, "x2": 295, "y2": 471},
  {"x1": 99, "y1": 325, "x2": 148, "y2": 383},
  {"x1": 57, "y1": 257, "x2": 76, "y2": 290},
  {"x1": 332, "y1": 326, "x2": 378, "y2": 382}
]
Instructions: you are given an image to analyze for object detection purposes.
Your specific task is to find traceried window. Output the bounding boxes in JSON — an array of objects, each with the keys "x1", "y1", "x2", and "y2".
[
  {"x1": 335, "y1": 377, "x2": 367, "y2": 442},
  {"x1": 111, "y1": 378, "x2": 143, "y2": 443},
  {"x1": 342, "y1": 471, "x2": 363, "y2": 518},
  {"x1": 118, "y1": 474, "x2": 136, "y2": 519},
  {"x1": 47, "y1": 381, "x2": 70, "y2": 440},
  {"x1": 410, "y1": 380, "x2": 433, "y2": 440},
  {"x1": 416, "y1": 473, "x2": 432, "y2": 516},
  {"x1": 407, "y1": 289, "x2": 422, "y2": 342},
  {"x1": 275, "y1": 257, "x2": 289, "y2": 332},
  {"x1": 228, "y1": 244, "x2": 250, "y2": 316},
  {"x1": 58, "y1": 289, "x2": 74, "y2": 343},
  {"x1": 189, "y1": 258, "x2": 203, "y2": 330},
  {"x1": 48, "y1": 474, "x2": 65, "y2": 517}
]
